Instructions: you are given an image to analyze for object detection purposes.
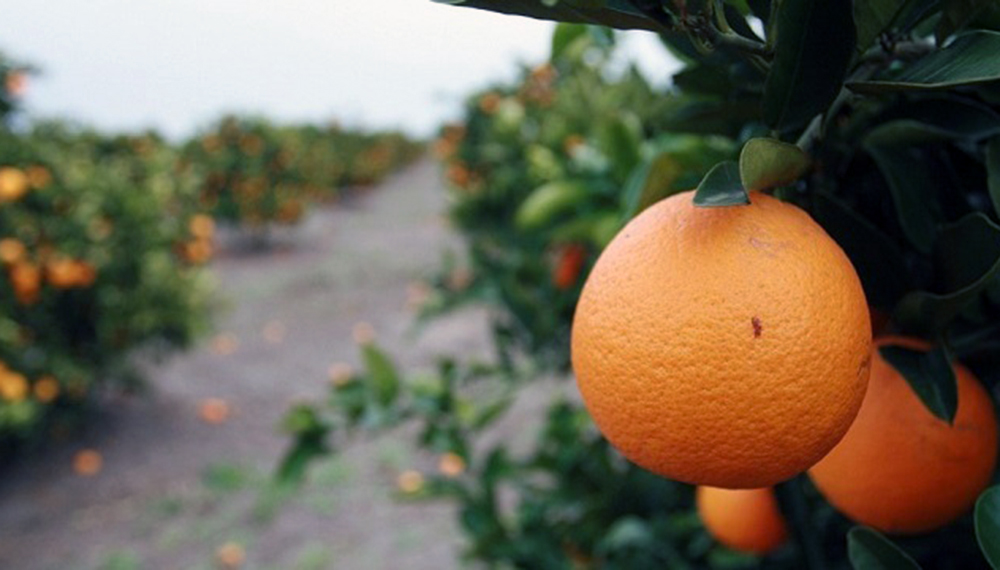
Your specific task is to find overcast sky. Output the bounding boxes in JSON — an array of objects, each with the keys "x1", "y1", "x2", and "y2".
[{"x1": 0, "y1": 0, "x2": 678, "y2": 139}]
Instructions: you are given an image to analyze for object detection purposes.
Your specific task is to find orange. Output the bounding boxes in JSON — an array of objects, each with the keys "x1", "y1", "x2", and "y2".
[
  {"x1": 9, "y1": 261, "x2": 42, "y2": 304},
  {"x1": 552, "y1": 243, "x2": 587, "y2": 290},
  {"x1": 0, "y1": 167, "x2": 29, "y2": 201},
  {"x1": 45, "y1": 258, "x2": 97, "y2": 289},
  {"x1": 696, "y1": 486, "x2": 787, "y2": 554},
  {"x1": 808, "y1": 337, "x2": 998, "y2": 534},
  {"x1": 72, "y1": 449, "x2": 103, "y2": 477},
  {"x1": 571, "y1": 190, "x2": 871, "y2": 488}
]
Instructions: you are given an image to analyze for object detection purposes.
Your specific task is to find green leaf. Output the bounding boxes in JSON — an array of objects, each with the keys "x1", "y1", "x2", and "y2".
[
  {"x1": 434, "y1": 0, "x2": 672, "y2": 31},
  {"x1": 738, "y1": 137, "x2": 810, "y2": 190},
  {"x1": 361, "y1": 343, "x2": 401, "y2": 406},
  {"x1": 879, "y1": 343, "x2": 958, "y2": 423},
  {"x1": 274, "y1": 406, "x2": 331, "y2": 485},
  {"x1": 847, "y1": 527, "x2": 921, "y2": 570},
  {"x1": 894, "y1": 213, "x2": 1000, "y2": 334},
  {"x1": 854, "y1": 0, "x2": 909, "y2": 53},
  {"x1": 623, "y1": 151, "x2": 685, "y2": 218},
  {"x1": 514, "y1": 180, "x2": 589, "y2": 230},
  {"x1": 976, "y1": 486, "x2": 1000, "y2": 569},
  {"x1": 623, "y1": 135, "x2": 736, "y2": 218},
  {"x1": 864, "y1": 145, "x2": 939, "y2": 254},
  {"x1": 596, "y1": 517, "x2": 654, "y2": 555},
  {"x1": 811, "y1": 192, "x2": 909, "y2": 308},
  {"x1": 848, "y1": 31, "x2": 1000, "y2": 93},
  {"x1": 693, "y1": 161, "x2": 749, "y2": 207},
  {"x1": 470, "y1": 396, "x2": 513, "y2": 430},
  {"x1": 551, "y1": 22, "x2": 589, "y2": 60},
  {"x1": 763, "y1": 0, "x2": 856, "y2": 131},
  {"x1": 599, "y1": 114, "x2": 643, "y2": 182},
  {"x1": 988, "y1": 137, "x2": 1000, "y2": 219}
]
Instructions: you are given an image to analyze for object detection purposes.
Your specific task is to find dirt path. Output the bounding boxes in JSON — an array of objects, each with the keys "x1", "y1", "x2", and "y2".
[{"x1": 0, "y1": 158, "x2": 496, "y2": 570}]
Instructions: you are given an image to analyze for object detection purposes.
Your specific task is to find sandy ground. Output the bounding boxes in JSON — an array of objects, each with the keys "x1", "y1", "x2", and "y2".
[{"x1": 0, "y1": 158, "x2": 504, "y2": 570}]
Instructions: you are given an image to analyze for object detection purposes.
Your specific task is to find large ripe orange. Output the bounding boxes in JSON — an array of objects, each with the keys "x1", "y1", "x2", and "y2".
[
  {"x1": 571, "y1": 190, "x2": 871, "y2": 488},
  {"x1": 696, "y1": 486, "x2": 787, "y2": 554},
  {"x1": 808, "y1": 337, "x2": 998, "y2": 534}
]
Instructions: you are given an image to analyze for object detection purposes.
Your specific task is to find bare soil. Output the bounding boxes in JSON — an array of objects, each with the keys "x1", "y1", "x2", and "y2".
[{"x1": 0, "y1": 159, "x2": 503, "y2": 570}]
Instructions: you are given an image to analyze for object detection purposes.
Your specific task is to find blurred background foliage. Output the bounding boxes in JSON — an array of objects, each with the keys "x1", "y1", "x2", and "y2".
[{"x1": 0, "y1": 52, "x2": 423, "y2": 452}]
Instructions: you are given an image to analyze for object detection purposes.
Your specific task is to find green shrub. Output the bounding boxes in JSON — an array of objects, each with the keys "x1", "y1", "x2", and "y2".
[
  {"x1": 182, "y1": 116, "x2": 423, "y2": 232},
  {"x1": 0, "y1": 124, "x2": 212, "y2": 444}
]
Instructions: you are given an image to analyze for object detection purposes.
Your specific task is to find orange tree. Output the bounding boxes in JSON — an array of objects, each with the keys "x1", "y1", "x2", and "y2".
[
  {"x1": 426, "y1": 30, "x2": 731, "y2": 369},
  {"x1": 279, "y1": 2, "x2": 1000, "y2": 568},
  {"x1": 0, "y1": 90, "x2": 213, "y2": 446},
  {"x1": 181, "y1": 116, "x2": 423, "y2": 236}
]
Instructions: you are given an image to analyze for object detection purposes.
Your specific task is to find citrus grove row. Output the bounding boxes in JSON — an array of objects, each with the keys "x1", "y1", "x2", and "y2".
[
  {"x1": 0, "y1": 54, "x2": 422, "y2": 448},
  {"x1": 280, "y1": 1, "x2": 1000, "y2": 568}
]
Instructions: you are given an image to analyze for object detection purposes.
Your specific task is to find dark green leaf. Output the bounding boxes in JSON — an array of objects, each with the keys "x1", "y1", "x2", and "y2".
[
  {"x1": 811, "y1": 192, "x2": 909, "y2": 308},
  {"x1": 434, "y1": 0, "x2": 672, "y2": 31},
  {"x1": 879, "y1": 343, "x2": 958, "y2": 423},
  {"x1": 848, "y1": 31, "x2": 1000, "y2": 93},
  {"x1": 864, "y1": 145, "x2": 938, "y2": 254},
  {"x1": 938, "y1": 0, "x2": 1000, "y2": 42},
  {"x1": 894, "y1": 213, "x2": 1000, "y2": 333},
  {"x1": 855, "y1": 0, "x2": 909, "y2": 53},
  {"x1": 847, "y1": 526, "x2": 921, "y2": 570},
  {"x1": 763, "y1": 0, "x2": 856, "y2": 131},
  {"x1": 937, "y1": 213, "x2": 1000, "y2": 292},
  {"x1": 893, "y1": 0, "x2": 944, "y2": 34},
  {"x1": 361, "y1": 343, "x2": 401, "y2": 406},
  {"x1": 672, "y1": 65, "x2": 734, "y2": 97},
  {"x1": 723, "y1": 3, "x2": 764, "y2": 41},
  {"x1": 988, "y1": 137, "x2": 1000, "y2": 219},
  {"x1": 976, "y1": 486, "x2": 1000, "y2": 569},
  {"x1": 693, "y1": 161, "x2": 749, "y2": 207},
  {"x1": 724, "y1": 0, "x2": 751, "y2": 16},
  {"x1": 865, "y1": 98, "x2": 1000, "y2": 146},
  {"x1": 738, "y1": 137, "x2": 810, "y2": 190},
  {"x1": 659, "y1": 98, "x2": 762, "y2": 137}
]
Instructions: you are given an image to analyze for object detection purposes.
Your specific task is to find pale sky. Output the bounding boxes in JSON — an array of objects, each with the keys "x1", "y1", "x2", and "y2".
[{"x1": 0, "y1": 0, "x2": 678, "y2": 139}]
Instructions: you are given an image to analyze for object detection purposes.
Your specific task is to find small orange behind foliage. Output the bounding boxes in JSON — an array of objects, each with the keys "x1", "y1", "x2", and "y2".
[
  {"x1": 33, "y1": 375, "x2": 60, "y2": 403},
  {"x1": 9, "y1": 261, "x2": 42, "y2": 304},
  {"x1": 809, "y1": 337, "x2": 998, "y2": 534},
  {"x1": 45, "y1": 258, "x2": 97, "y2": 289},
  {"x1": 697, "y1": 486, "x2": 787, "y2": 555},
  {"x1": 552, "y1": 244, "x2": 587, "y2": 290}
]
